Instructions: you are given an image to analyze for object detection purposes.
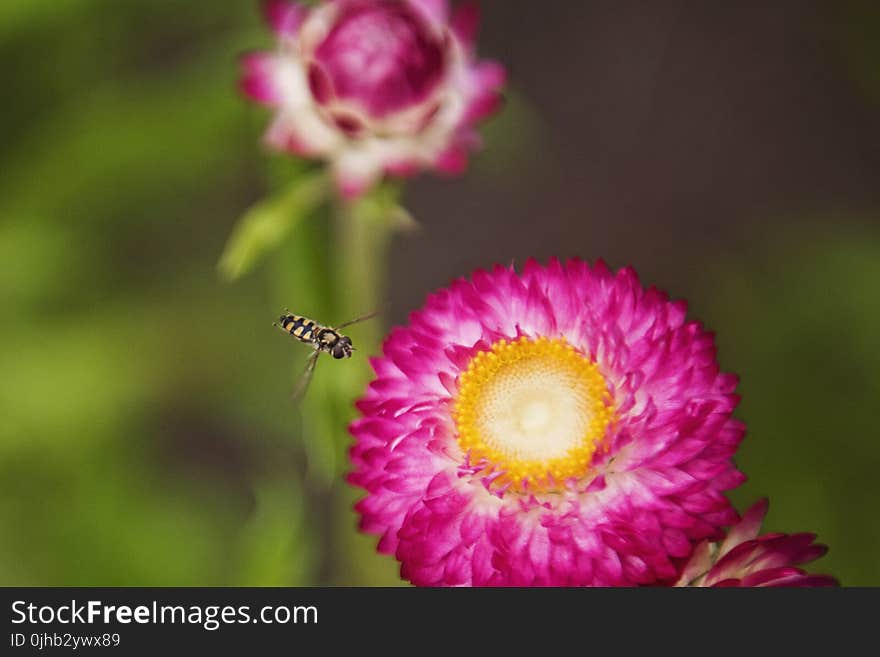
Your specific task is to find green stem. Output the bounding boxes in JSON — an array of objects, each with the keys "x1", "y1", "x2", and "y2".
[
  {"x1": 270, "y1": 183, "x2": 403, "y2": 584},
  {"x1": 324, "y1": 188, "x2": 408, "y2": 585}
]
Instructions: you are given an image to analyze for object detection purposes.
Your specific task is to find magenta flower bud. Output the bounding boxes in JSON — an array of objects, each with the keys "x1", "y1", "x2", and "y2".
[
  {"x1": 675, "y1": 499, "x2": 838, "y2": 587},
  {"x1": 241, "y1": 0, "x2": 506, "y2": 197}
]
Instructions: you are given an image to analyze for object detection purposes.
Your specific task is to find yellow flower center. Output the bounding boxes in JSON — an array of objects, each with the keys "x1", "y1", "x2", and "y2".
[{"x1": 453, "y1": 336, "x2": 614, "y2": 490}]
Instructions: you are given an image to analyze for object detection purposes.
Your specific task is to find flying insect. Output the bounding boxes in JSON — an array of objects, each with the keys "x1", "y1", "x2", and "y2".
[{"x1": 275, "y1": 309, "x2": 380, "y2": 401}]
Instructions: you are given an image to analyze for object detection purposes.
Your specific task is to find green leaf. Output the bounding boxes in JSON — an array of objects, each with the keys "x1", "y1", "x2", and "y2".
[
  {"x1": 218, "y1": 170, "x2": 330, "y2": 281},
  {"x1": 348, "y1": 182, "x2": 418, "y2": 233}
]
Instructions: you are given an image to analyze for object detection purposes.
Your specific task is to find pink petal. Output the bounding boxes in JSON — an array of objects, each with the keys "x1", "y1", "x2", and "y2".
[
  {"x1": 239, "y1": 52, "x2": 282, "y2": 106},
  {"x1": 409, "y1": 0, "x2": 450, "y2": 26},
  {"x1": 718, "y1": 498, "x2": 768, "y2": 558},
  {"x1": 262, "y1": 0, "x2": 308, "y2": 38},
  {"x1": 434, "y1": 144, "x2": 470, "y2": 175},
  {"x1": 451, "y1": 1, "x2": 481, "y2": 47}
]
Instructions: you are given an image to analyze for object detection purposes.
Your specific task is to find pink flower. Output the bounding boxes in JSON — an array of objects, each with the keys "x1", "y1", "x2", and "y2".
[
  {"x1": 241, "y1": 0, "x2": 506, "y2": 197},
  {"x1": 675, "y1": 499, "x2": 838, "y2": 587},
  {"x1": 348, "y1": 258, "x2": 746, "y2": 586}
]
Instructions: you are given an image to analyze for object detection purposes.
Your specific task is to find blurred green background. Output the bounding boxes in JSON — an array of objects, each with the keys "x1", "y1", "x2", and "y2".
[{"x1": 1, "y1": 1, "x2": 878, "y2": 585}]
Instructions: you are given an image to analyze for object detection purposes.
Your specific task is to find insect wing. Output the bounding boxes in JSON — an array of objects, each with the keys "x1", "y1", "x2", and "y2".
[{"x1": 291, "y1": 350, "x2": 320, "y2": 402}]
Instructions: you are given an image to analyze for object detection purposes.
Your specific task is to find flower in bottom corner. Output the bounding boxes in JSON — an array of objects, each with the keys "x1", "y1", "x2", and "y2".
[
  {"x1": 675, "y1": 499, "x2": 838, "y2": 587},
  {"x1": 348, "y1": 258, "x2": 748, "y2": 586},
  {"x1": 241, "y1": 0, "x2": 506, "y2": 197}
]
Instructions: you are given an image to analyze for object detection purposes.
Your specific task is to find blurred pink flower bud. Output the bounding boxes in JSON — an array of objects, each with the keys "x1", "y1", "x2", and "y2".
[{"x1": 242, "y1": 0, "x2": 506, "y2": 197}]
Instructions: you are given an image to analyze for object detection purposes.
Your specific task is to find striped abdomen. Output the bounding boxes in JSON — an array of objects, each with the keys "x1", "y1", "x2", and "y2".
[{"x1": 280, "y1": 314, "x2": 320, "y2": 343}]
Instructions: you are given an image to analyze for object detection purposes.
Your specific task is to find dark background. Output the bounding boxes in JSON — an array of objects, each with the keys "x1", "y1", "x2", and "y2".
[{"x1": 1, "y1": 0, "x2": 878, "y2": 585}]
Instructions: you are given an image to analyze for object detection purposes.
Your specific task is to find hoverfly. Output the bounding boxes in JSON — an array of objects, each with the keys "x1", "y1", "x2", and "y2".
[{"x1": 275, "y1": 309, "x2": 380, "y2": 401}]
